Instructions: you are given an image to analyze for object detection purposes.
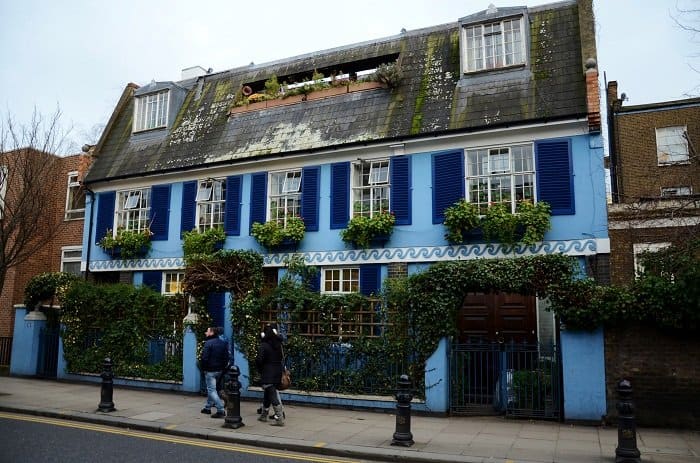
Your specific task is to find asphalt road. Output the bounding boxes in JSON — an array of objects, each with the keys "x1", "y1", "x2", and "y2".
[{"x1": 0, "y1": 413, "x2": 370, "y2": 463}]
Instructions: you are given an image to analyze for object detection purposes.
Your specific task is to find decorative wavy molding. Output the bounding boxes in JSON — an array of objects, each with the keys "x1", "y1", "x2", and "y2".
[{"x1": 88, "y1": 239, "x2": 609, "y2": 272}]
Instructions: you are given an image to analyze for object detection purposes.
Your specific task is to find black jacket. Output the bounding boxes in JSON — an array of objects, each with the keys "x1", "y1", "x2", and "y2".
[
  {"x1": 200, "y1": 335, "x2": 229, "y2": 372},
  {"x1": 255, "y1": 339, "x2": 283, "y2": 385}
]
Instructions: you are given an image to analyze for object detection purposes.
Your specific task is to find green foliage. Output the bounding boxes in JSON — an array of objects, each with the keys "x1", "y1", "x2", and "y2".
[
  {"x1": 182, "y1": 227, "x2": 225, "y2": 261},
  {"x1": 374, "y1": 62, "x2": 403, "y2": 88},
  {"x1": 263, "y1": 74, "x2": 281, "y2": 97},
  {"x1": 445, "y1": 200, "x2": 551, "y2": 247},
  {"x1": 24, "y1": 272, "x2": 79, "y2": 309},
  {"x1": 482, "y1": 203, "x2": 520, "y2": 245},
  {"x1": 340, "y1": 211, "x2": 396, "y2": 248},
  {"x1": 443, "y1": 200, "x2": 480, "y2": 243},
  {"x1": 60, "y1": 281, "x2": 185, "y2": 380},
  {"x1": 516, "y1": 200, "x2": 551, "y2": 246},
  {"x1": 251, "y1": 216, "x2": 305, "y2": 250},
  {"x1": 98, "y1": 228, "x2": 152, "y2": 259}
]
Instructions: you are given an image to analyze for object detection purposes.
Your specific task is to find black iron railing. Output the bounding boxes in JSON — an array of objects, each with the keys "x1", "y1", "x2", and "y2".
[{"x1": 0, "y1": 336, "x2": 12, "y2": 366}]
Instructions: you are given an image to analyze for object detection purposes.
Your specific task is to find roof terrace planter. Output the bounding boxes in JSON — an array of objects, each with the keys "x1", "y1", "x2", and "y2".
[{"x1": 228, "y1": 81, "x2": 388, "y2": 116}]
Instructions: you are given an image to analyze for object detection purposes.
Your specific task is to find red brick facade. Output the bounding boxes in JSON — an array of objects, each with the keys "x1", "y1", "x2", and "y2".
[
  {"x1": 0, "y1": 152, "x2": 87, "y2": 337},
  {"x1": 605, "y1": 83, "x2": 700, "y2": 428}
]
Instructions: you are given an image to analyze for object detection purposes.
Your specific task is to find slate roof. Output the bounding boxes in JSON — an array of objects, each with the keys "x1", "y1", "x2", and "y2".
[{"x1": 86, "y1": 0, "x2": 590, "y2": 184}]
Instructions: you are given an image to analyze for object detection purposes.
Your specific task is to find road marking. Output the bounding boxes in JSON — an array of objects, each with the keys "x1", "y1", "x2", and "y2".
[{"x1": 0, "y1": 412, "x2": 358, "y2": 463}]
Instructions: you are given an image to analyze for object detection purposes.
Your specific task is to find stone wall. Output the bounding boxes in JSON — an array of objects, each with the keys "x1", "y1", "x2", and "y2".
[{"x1": 605, "y1": 325, "x2": 700, "y2": 429}]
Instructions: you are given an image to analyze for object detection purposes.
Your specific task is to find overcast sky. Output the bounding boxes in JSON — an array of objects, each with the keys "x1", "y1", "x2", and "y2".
[{"x1": 1, "y1": 0, "x2": 698, "y2": 154}]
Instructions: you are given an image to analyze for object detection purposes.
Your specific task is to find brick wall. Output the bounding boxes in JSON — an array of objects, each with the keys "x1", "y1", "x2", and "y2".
[
  {"x1": 605, "y1": 325, "x2": 700, "y2": 429},
  {"x1": 387, "y1": 262, "x2": 407, "y2": 279},
  {"x1": 612, "y1": 103, "x2": 700, "y2": 202},
  {"x1": 0, "y1": 153, "x2": 86, "y2": 336}
]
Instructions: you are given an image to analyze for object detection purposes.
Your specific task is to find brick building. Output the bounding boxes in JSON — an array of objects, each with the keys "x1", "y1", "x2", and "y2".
[
  {"x1": 605, "y1": 82, "x2": 700, "y2": 428},
  {"x1": 0, "y1": 150, "x2": 88, "y2": 343},
  {"x1": 606, "y1": 81, "x2": 700, "y2": 284}
]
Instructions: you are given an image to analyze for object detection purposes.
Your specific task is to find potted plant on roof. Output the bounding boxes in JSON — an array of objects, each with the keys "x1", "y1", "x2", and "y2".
[
  {"x1": 444, "y1": 199, "x2": 481, "y2": 244},
  {"x1": 251, "y1": 216, "x2": 305, "y2": 251},
  {"x1": 98, "y1": 228, "x2": 152, "y2": 259},
  {"x1": 340, "y1": 211, "x2": 395, "y2": 248}
]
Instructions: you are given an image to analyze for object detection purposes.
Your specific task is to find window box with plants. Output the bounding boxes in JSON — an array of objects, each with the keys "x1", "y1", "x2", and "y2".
[
  {"x1": 182, "y1": 227, "x2": 225, "y2": 259},
  {"x1": 251, "y1": 216, "x2": 305, "y2": 251},
  {"x1": 340, "y1": 211, "x2": 396, "y2": 248},
  {"x1": 98, "y1": 228, "x2": 152, "y2": 259},
  {"x1": 444, "y1": 199, "x2": 551, "y2": 247},
  {"x1": 482, "y1": 200, "x2": 551, "y2": 246}
]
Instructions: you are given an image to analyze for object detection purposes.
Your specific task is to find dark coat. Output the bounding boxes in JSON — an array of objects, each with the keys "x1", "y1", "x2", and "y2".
[
  {"x1": 200, "y1": 335, "x2": 229, "y2": 372},
  {"x1": 255, "y1": 339, "x2": 283, "y2": 385}
]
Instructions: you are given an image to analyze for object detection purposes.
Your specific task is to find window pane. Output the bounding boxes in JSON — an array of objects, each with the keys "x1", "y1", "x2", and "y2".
[{"x1": 351, "y1": 160, "x2": 390, "y2": 218}]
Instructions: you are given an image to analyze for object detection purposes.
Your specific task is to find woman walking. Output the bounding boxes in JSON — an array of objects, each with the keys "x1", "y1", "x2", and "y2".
[{"x1": 255, "y1": 323, "x2": 285, "y2": 425}]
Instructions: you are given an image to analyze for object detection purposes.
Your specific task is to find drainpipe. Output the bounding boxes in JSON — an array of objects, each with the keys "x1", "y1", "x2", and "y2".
[{"x1": 83, "y1": 185, "x2": 95, "y2": 281}]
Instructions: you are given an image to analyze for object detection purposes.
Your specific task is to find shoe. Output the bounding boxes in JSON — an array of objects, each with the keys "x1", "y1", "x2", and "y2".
[
  {"x1": 258, "y1": 407, "x2": 269, "y2": 422},
  {"x1": 200, "y1": 408, "x2": 211, "y2": 414},
  {"x1": 271, "y1": 405, "x2": 285, "y2": 426},
  {"x1": 211, "y1": 411, "x2": 226, "y2": 418}
]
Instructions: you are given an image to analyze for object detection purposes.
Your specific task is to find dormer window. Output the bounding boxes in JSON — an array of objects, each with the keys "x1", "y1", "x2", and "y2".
[
  {"x1": 463, "y1": 17, "x2": 524, "y2": 72},
  {"x1": 134, "y1": 90, "x2": 169, "y2": 132}
]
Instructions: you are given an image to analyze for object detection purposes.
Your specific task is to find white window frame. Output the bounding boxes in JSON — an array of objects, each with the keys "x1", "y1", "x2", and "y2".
[
  {"x1": 661, "y1": 186, "x2": 692, "y2": 197},
  {"x1": 656, "y1": 126, "x2": 689, "y2": 165},
  {"x1": 163, "y1": 272, "x2": 185, "y2": 296},
  {"x1": 0, "y1": 165, "x2": 7, "y2": 219},
  {"x1": 61, "y1": 246, "x2": 83, "y2": 276},
  {"x1": 466, "y1": 143, "x2": 536, "y2": 213},
  {"x1": 321, "y1": 267, "x2": 360, "y2": 294},
  {"x1": 133, "y1": 90, "x2": 169, "y2": 132},
  {"x1": 351, "y1": 159, "x2": 390, "y2": 218},
  {"x1": 463, "y1": 17, "x2": 525, "y2": 73},
  {"x1": 633, "y1": 242, "x2": 671, "y2": 278},
  {"x1": 116, "y1": 187, "x2": 151, "y2": 233},
  {"x1": 64, "y1": 171, "x2": 85, "y2": 220},
  {"x1": 268, "y1": 169, "x2": 302, "y2": 226},
  {"x1": 195, "y1": 178, "x2": 225, "y2": 232}
]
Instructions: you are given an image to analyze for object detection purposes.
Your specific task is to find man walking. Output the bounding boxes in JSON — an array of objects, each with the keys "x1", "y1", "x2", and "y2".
[{"x1": 200, "y1": 326, "x2": 228, "y2": 418}]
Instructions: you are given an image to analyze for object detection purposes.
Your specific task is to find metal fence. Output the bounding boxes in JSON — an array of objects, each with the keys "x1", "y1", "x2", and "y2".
[
  {"x1": 0, "y1": 336, "x2": 12, "y2": 367},
  {"x1": 450, "y1": 341, "x2": 561, "y2": 420}
]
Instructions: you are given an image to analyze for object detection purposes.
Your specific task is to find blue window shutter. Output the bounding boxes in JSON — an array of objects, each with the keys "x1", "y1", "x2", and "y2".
[
  {"x1": 207, "y1": 292, "x2": 226, "y2": 328},
  {"x1": 249, "y1": 172, "x2": 267, "y2": 232},
  {"x1": 308, "y1": 271, "x2": 321, "y2": 293},
  {"x1": 536, "y1": 139, "x2": 575, "y2": 215},
  {"x1": 225, "y1": 175, "x2": 242, "y2": 236},
  {"x1": 301, "y1": 166, "x2": 320, "y2": 232},
  {"x1": 330, "y1": 162, "x2": 350, "y2": 229},
  {"x1": 432, "y1": 151, "x2": 465, "y2": 224},
  {"x1": 142, "y1": 271, "x2": 162, "y2": 292},
  {"x1": 360, "y1": 264, "x2": 381, "y2": 296},
  {"x1": 150, "y1": 184, "x2": 171, "y2": 241},
  {"x1": 95, "y1": 191, "x2": 115, "y2": 244},
  {"x1": 390, "y1": 156, "x2": 411, "y2": 225},
  {"x1": 181, "y1": 181, "x2": 196, "y2": 236}
]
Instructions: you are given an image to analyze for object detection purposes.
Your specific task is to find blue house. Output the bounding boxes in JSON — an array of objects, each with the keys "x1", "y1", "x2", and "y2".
[{"x1": 79, "y1": 0, "x2": 608, "y2": 419}]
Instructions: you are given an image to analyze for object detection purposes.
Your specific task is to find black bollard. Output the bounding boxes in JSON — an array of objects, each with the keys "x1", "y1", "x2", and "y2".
[
  {"x1": 222, "y1": 365, "x2": 244, "y2": 429},
  {"x1": 615, "y1": 379, "x2": 641, "y2": 463},
  {"x1": 97, "y1": 357, "x2": 116, "y2": 413},
  {"x1": 391, "y1": 374, "x2": 414, "y2": 447}
]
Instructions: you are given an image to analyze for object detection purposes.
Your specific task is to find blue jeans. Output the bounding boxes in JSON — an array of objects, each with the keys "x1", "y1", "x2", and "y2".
[{"x1": 204, "y1": 371, "x2": 224, "y2": 412}]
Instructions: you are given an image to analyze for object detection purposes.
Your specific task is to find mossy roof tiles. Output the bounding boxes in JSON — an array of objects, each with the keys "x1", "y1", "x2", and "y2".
[{"x1": 86, "y1": 0, "x2": 588, "y2": 183}]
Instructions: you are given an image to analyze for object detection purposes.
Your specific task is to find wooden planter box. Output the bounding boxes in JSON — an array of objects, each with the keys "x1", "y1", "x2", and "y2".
[{"x1": 228, "y1": 81, "x2": 387, "y2": 116}]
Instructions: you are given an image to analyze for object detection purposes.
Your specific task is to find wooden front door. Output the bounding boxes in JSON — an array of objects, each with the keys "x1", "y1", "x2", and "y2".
[{"x1": 457, "y1": 292, "x2": 537, "y2": 343}]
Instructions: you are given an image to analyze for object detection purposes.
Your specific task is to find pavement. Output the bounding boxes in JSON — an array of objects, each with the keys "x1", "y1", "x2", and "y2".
[{"x1": 0, "y1": 377, "x2": 698, "y2": 463}]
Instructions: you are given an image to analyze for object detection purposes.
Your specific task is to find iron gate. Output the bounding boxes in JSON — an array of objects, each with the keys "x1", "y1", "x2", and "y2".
[
  {"x1": 37, "y1": 327, "x2": 60, "y2": 378},
  {"x1": 450, "y1": 341, "x2": 561, "y2": 420}
]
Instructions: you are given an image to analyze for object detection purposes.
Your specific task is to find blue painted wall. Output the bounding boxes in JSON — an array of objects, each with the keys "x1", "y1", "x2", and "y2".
[
  {"x1": 560, "y1": 327, "x2": 607, "y2": 421},
  {"x1": 10, "y1": 306, "x2": 45, "y2": 376},
  {"x1": 85, "y1": 134, "x2": 608, "y2": 262}
]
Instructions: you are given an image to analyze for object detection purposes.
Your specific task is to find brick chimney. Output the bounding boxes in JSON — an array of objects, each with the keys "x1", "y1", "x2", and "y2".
[{"x1": 585, "y1": 58, "x2": 601, "y2": 133}]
